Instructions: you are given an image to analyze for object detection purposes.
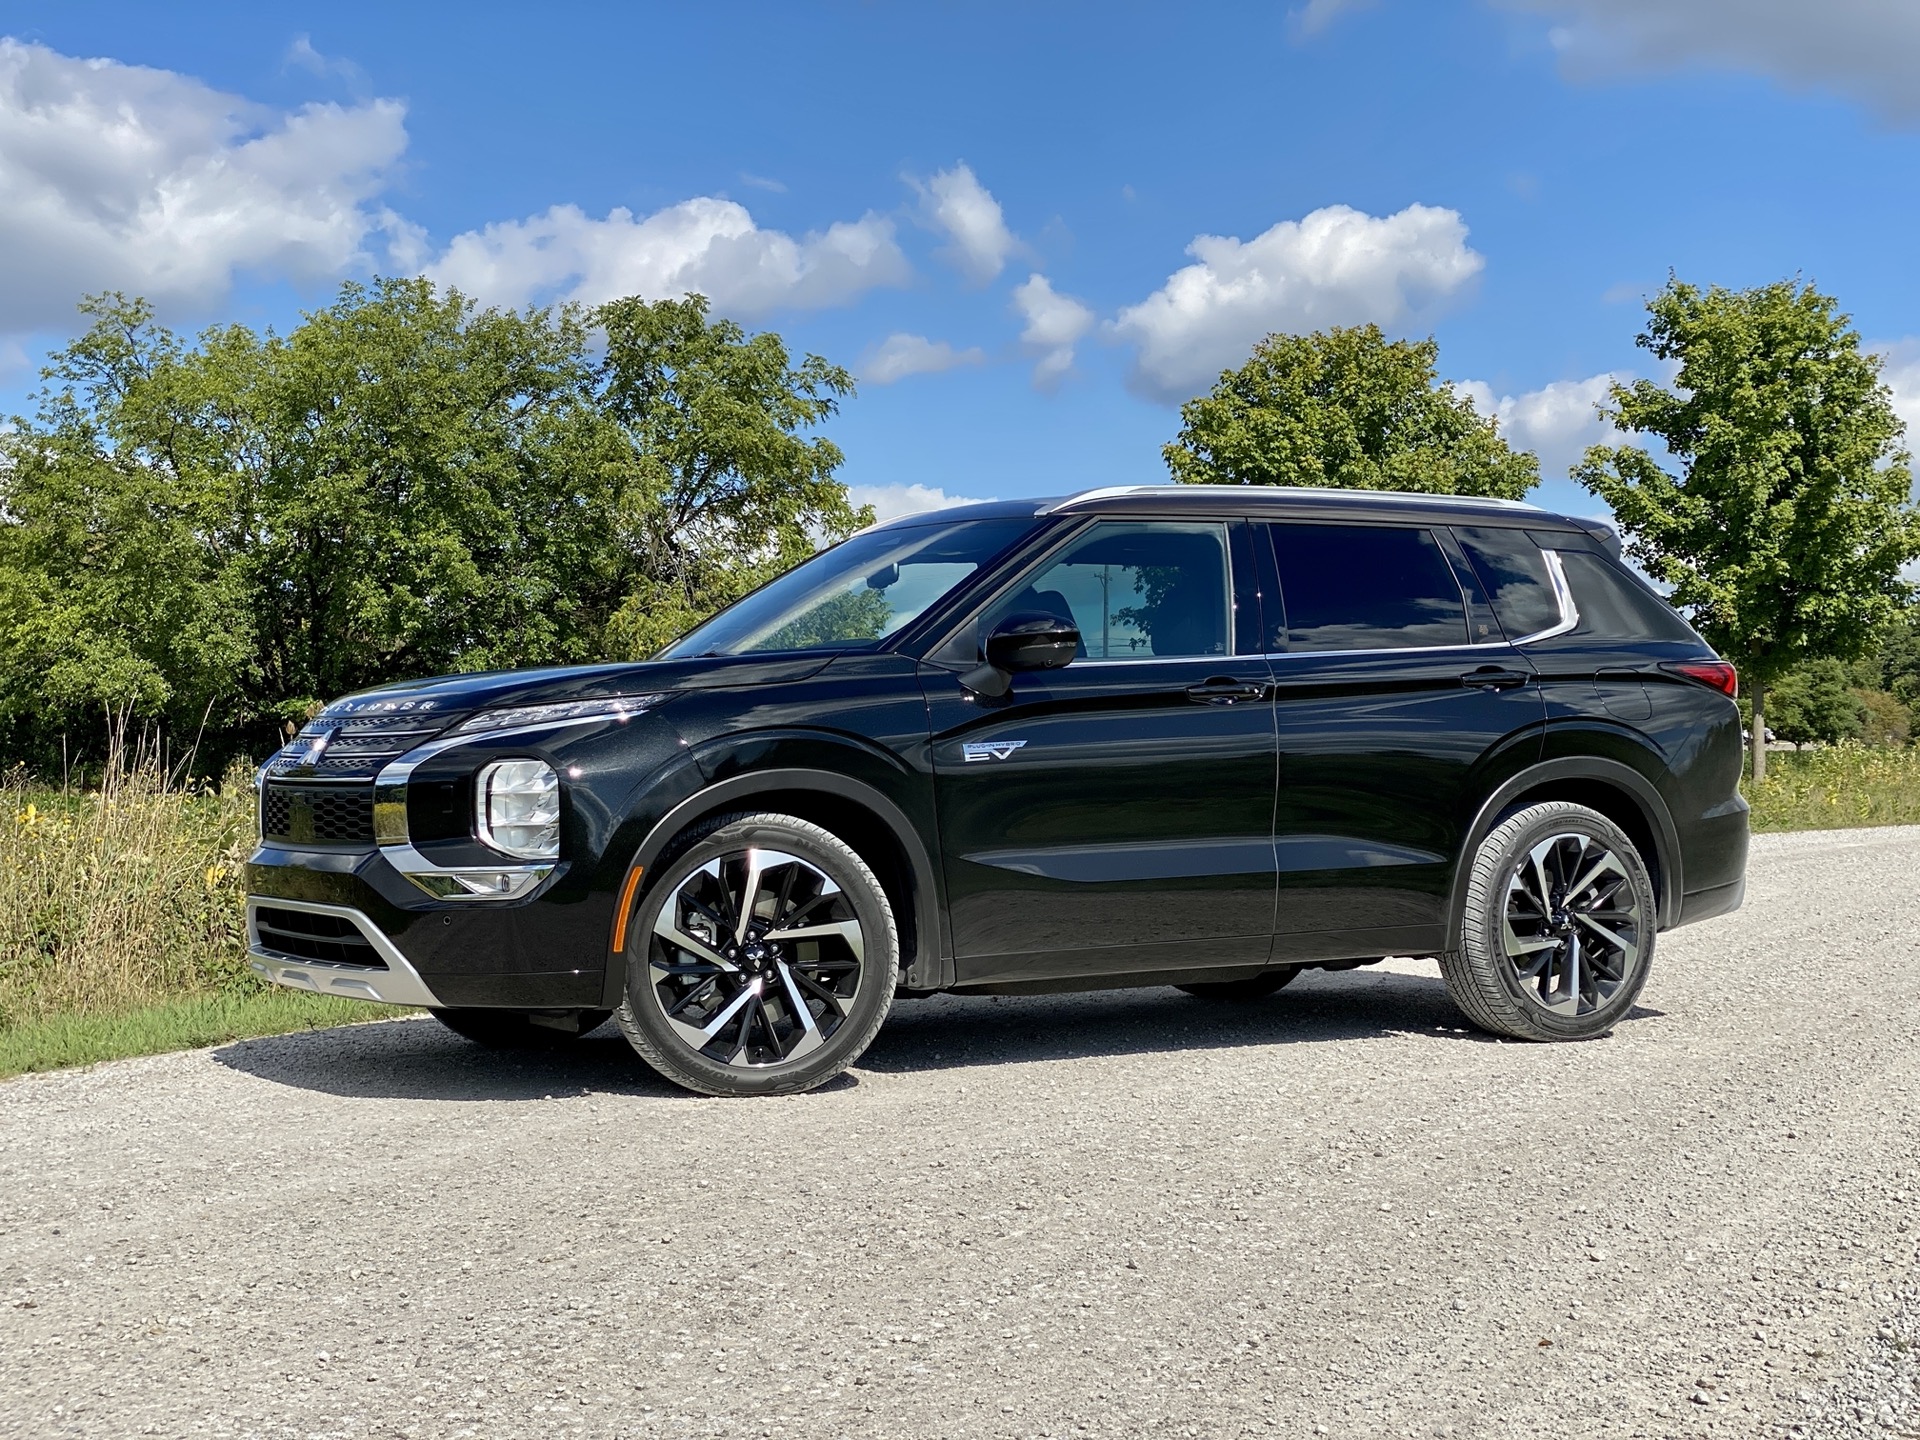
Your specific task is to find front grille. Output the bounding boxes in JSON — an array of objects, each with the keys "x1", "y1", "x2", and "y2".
[
  {"x1": 252, "y1": 906, "x2": 388, "y2": 968},
  {"x1": 265, "y1": 710, "x2": 469, "y2": 781},
  {"x1": 260, "y1": 783, "x2": 376, "y2": 845}
]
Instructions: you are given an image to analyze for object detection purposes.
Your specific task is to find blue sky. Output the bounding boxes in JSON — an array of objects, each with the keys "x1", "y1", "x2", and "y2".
[{"x1": 4, "y1": 1, "x2": 1919, "y2": 525}]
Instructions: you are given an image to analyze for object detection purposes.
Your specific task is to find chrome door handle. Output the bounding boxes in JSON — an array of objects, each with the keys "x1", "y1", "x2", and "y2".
[
  {"x1": 1461, "y1": 667, "x2": 1530, "y2": 690},
  {"x1": 1185, "y1": 678, "x2": 1267, "y2": 705}
]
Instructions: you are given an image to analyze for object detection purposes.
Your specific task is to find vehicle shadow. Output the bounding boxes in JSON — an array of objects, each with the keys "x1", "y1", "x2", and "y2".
[{"x1": 212, "y1": 966, "x2": 1664, "y2": 1102}]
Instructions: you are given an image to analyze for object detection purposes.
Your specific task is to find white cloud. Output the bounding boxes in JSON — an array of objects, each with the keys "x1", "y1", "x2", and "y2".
[
  {"x1": 1110, "y1": 203, "x2": 1484, "y2": 403},
  {"x1": 847, "y1": 482, "x2": 997, "y2": 523},
  {"x1": 284, "y1": 35, "x2": 363, "y2": 86},
  {"x1": 1458, "y1": 372, "x2": 1627, "y2": 481},
  {"x1": 0, "y1": 38, "x2": 409, "y2": 334},
  {"x1": 1876, "y1": 340, "x2": 1920, "y2": 449},
  {"x1": 858, "y1": 332, "x2": 985, "y2": 386},
  {"x1": 1011, "y1": 273, "x2": 1094, "y2": 390},
  {"x1": 1496, "y1": 0, "x2": 1920, "y2": 125},
  {"x1": 426, "y1": 197, "x2": 909, "y2": 316},
  {"x1": 1290, "y1": 0, "x2": 1379, "y2": 37},
  {"x1": 738, "y1": 172, "x2": 787, "y2": 193},
  {"x1": 914, "y1": 163, "x2": 1018, "y2": 285}
]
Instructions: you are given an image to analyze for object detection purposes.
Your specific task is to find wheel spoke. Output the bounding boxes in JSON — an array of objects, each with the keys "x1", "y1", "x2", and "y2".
[
  {"x1": 1564, "y1": 851, "x2": 1624, "y2": 906},
  {"x1": 775, "y1": 961, "x2": 826, "y2": 1058},
  {"x1": 653, "y1": 908, "x2": 737, "y2": 972},
  {"x1": 732, "y1": 851, "x2": 769, "y2": 945},
  {"x1": 1573, "y1": 911, "x2": 1638, "y2": 963},
  {"x1": 792, "y1": 966, "x2": 850, "y2": 1017},
  {"x1": 763, "y1": 918, "x2": 865, "y2": 963}
]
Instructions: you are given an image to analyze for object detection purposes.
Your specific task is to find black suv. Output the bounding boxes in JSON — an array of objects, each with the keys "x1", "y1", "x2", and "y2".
[{"x1": 247, "y1": 485, "x2": 1748, "y2": 1096}]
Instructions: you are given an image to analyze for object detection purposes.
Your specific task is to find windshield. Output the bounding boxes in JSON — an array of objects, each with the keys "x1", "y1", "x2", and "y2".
[{"x1": 658, "y1": 516, "x2": 1035, "y2": 658}]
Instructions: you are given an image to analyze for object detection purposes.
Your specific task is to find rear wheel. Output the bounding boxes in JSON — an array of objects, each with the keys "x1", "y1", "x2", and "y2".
[
  {"x1": 1440, "y1": 801, "x2": 1656, "y2": 1041},
  {"x1": 431, "y1": 1008, "x2": 611, "y2": 1048},
  {"x1": 615, "y1": 812, "x2": 897, "y2": 1097},
  {"x1": 1176, "y1": 968, "x2": 1300, "y2": 1001}
]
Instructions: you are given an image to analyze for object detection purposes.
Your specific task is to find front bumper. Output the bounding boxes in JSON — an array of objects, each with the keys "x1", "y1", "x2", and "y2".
[{"x1": 247, "y1": 897, "x2": 445, "y2": 1007}]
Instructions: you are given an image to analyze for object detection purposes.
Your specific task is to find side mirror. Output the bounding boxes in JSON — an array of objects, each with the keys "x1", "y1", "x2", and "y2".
[{"x1": 962, "y1": 612, "x2": 1080, "y2": 697}]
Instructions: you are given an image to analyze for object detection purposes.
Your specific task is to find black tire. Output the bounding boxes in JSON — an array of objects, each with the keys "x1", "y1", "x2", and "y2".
[
  {"x1": 615, "y1": 811, "x2": 897, "y2": 1097},
  {"x1": 1440, "y1": 801, "x2": 1656, "y2": 1042},
  {"x1": 431, "y1": 1008, "x2": 612, "y2": 1048},
  {"x1": 1176, "y1": 968, "x2": 1300, "y2": 1001}
]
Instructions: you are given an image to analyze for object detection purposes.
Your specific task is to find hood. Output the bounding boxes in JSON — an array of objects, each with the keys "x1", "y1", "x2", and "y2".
[{"x1": 318, "y1": 652, "x2": 838, "y2": 722}]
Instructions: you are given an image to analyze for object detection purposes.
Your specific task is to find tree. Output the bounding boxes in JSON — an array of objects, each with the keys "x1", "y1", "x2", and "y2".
[
  {"x1": 1576, "y1": 278, "x2": 1920, "y2": 781},
  {"x1": 1162, "y1": 325, "x2": 1539, "y2": 498},
  {"x1": 592, "y1": 294, "x2": 869, "y2": 655},
  {"x1": 0, "y1": 284, "x2": 868, "y2": 770},
  {"x1": 1767, "y1": 660, "x2": 1865, "y2": 746}
]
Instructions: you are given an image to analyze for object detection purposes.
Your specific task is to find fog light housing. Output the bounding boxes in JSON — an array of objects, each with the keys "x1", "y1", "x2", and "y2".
[{"x1": 477, "y1": 759, "x2": 561, "y2": 859}]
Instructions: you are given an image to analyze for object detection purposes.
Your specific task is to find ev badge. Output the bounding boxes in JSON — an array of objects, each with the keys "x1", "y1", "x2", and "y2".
[{"x1": 962, "y1": 739, "x2": 1027, "y2": 763}]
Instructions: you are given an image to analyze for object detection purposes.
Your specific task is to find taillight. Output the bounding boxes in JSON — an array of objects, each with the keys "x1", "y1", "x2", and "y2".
[{"x1": 1661, "y1": 659, "x2": 1738, "y2": 698}]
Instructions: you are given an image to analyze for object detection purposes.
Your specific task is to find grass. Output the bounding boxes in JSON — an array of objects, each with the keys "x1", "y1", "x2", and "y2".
[
  {"x1": 0, "y1": 988, "x2": 405, "y2": 1081},
  {"x1": 1742, "y1": 743, "x2": 1920, "y2": 833}
]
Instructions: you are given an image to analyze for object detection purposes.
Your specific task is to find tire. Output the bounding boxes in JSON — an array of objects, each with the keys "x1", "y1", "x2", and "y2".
[
  {"x1": 431, "y1": 1008, "x2": 612, "y2": 1048},
  {"x1": 1176, "y1": 968, "x2": 1300, "y2": 1001},
  {"x1": 615, "y1": 811, "x2": 898, "y2": 1097},
  {"x1": 1439, "y1": 801, "x2": 1657, "y2": 1042}
]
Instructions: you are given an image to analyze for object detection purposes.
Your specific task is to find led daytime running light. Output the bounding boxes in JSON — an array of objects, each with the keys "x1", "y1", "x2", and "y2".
[{"x1": 451, "y1": 694, "x2": 663, "y2": 734}]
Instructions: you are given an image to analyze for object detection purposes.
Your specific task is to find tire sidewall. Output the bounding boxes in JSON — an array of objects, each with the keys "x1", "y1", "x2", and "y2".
[
  {"x1": 1466, "y1": 803, "x2": 1657, "y2": 1039},
  {"x1": 618, "y1": 814, "x2": 897, "y2": 1096}
]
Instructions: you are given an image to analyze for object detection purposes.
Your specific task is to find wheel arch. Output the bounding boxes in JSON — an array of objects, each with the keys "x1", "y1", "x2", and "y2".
[
  {"x1": 600, "y1": 768, "x2": 948, "y2": 1008},
  {"x1": 1445, "y1": 757, "x2": 1682, "y2": 951}
]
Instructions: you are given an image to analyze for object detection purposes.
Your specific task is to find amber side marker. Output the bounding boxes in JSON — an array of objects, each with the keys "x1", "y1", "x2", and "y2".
[{"x1": 610, "y1": 866, "x2": 645, "y2": 954}]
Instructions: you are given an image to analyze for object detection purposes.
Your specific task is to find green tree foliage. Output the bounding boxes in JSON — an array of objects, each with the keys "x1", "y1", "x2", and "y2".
[
  {"x1": 0, "y1": 284, "x2": 867, "y2": 768},
  {"x1": 1767, "y1": 660, "x2": 1866, "y2": 746},
  {"x1": 1575, "y1": 278, "x2": 1920, "y2": 780},
  {"x1": 1162, "y1": 325, "x2": 1539, "y2": 499}
]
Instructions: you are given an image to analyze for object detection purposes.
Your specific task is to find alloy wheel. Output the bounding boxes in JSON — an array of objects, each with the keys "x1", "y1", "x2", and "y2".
[
  {"x1": 1499, "y1": 831, "x2": 1644, "y2": 1017},
  {"x1": 647, "y1": 847, "x2": 867, "y2": 1068}
]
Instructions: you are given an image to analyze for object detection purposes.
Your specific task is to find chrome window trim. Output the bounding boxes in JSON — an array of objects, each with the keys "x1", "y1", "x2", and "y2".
[
  {"x1": 1513, "y1": 548, "x2": 1580, "y2": 645},
  {"x1": 246, "y1": 897, "x2": 443, "y2": 1007}
]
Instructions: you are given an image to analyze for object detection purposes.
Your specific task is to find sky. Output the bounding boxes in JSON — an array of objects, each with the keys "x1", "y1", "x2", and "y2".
[{"x1": 4, "y1": 0, "x2": 1920, "y2": 528}]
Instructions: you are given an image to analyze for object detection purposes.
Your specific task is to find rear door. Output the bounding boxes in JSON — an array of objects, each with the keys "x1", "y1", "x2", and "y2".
[
  {"x1": 1261, "y1": 520, "x2": 1548, "y2": 961},
  {"x1": 921, "y1": 518, "x2": 1278, "y2": 984}
]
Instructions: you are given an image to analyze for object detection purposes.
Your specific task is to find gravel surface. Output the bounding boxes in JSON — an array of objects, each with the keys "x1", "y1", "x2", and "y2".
[{"x1": 3, "y1": 824, "x2": 1919, "y2": 1440}]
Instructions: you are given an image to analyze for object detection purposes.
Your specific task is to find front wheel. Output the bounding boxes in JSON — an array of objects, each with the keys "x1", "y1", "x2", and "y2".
[
  {"x1": 1440, "y1": 801, "x2": 1656, "y2": 1041},
  {"x1": 615, "y1": 812, "x2": 897, "y2": 1097}
]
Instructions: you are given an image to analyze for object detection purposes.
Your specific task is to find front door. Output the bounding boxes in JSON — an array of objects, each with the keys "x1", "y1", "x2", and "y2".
[
  {"x1": 1258, "y1": 520, "x2": 1548, "y2": 961},
  {"x1": 921, "y1": 518, "x2": 1277, "y2": 984}
]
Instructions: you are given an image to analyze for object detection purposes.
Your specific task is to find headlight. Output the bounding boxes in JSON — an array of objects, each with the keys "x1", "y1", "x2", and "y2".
[
  {"x1": 477, "y1": 759, "x2": 561, "y2": 860},
  {"x1": 451, "y1": 695, "x2": 663, "y2": 735}
]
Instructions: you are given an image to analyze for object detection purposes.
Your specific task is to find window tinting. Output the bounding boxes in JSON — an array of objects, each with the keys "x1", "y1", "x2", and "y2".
[
  {"x1": 1267, "y1": 523, "x2": 1470, "y2": 651},
  {"x1": 985, "y1": 521, "x2": 1231, "y2": 660},
  {"x1": 1557, "y1": 551, "x2": 1698, "y2": 642},
  {"x1": 1454, "y1": 526, "x2": 1563, "y2": 639}
]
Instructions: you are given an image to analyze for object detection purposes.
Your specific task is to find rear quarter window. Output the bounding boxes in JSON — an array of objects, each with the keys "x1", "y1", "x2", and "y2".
[
  {"x1": 1452, "y1": 526, "x2": 1563, "y2": 640},
  {"x1": 1556, "y1": 550, "x2": 1698, "y2": 642}
]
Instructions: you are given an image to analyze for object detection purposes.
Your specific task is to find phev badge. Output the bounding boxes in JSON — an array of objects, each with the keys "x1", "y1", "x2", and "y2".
[{"x1": 962, "y1": 740, "x2": 1027, "y2": 763}]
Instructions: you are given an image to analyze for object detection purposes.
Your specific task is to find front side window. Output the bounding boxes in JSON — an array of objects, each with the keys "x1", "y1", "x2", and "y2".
[
  {"x1": 983, "y1": 521, "x2": 1232, "y2": 660},
  {"x1": 660, "y1": 517, "x2": 1034, "y2": 658},
  {"x1": 1454, "y1": 525, "x2": 1563, "y2": 640},
  {"x1": 1267, "y1": 523, "x2": 1470, "y2": 652}
]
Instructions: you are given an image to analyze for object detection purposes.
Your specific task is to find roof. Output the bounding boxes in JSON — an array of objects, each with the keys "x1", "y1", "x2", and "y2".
[{"x1": 870, "y1": 484, "x2": 1609, "y2": 542}]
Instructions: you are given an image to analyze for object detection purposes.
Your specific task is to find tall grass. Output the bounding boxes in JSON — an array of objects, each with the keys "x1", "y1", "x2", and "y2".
[
  {"x1": 0, "y1": 735, "x2": 256, "y2": 1029},
  {"x1": 1743, "y1": 743, "x2": 1920, "y2": 833}
]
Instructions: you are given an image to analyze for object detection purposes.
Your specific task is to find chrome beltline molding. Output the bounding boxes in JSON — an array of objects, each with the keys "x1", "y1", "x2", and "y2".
[{"x1": 246, "y1": 897, "x2": 444, "y2": 1007}]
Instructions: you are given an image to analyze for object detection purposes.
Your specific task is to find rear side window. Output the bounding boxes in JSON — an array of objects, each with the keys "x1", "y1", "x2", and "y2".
[
  {"x1": 1557, "y1": 551, "x2": 1698, "y2": 642},
  {"x1": 1266, "y1": 523, "x2": 1470, "y2": 651},
  {"x1": 1453, "y1": 526, "x2": 1563, "y2": 640}
]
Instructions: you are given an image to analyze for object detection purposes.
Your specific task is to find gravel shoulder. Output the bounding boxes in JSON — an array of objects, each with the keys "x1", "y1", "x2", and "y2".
[{"x1": 3, "y1": 825, "x2": 1919, "y2": 1439}]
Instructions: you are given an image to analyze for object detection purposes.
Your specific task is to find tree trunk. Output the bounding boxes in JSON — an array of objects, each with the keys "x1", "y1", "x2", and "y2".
[{"x1": 1750, "y1": 675, "x2": 1767, "y2": 784}]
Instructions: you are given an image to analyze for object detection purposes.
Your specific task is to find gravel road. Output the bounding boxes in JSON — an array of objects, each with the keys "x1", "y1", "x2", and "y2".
[{"x1": 4, "y1": 825, "x2": 1919, "y2": 1440}]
